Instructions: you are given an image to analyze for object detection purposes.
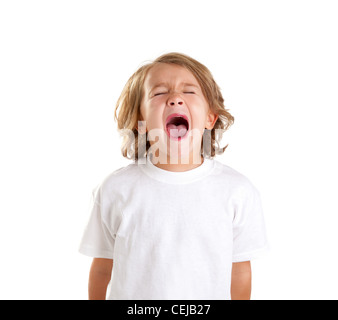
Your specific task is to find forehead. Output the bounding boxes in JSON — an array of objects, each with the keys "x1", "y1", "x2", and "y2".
[{"x1": 144, "y1": 63, "x2": 200, "y2": 89}]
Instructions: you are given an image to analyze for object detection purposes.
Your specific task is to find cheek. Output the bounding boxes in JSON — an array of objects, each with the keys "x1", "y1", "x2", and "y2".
[
  {"x1": 190, "y1": 109, "x2": 208, "y2": 129},
  {"x1": 188, "y1": 95, "x2": 209, "y2": 117},
  {"x1": 146, "y1": 103, "x2": 165, "y2": 129}
]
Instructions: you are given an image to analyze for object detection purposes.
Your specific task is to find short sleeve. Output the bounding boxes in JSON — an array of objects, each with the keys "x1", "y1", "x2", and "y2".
[
  {"x1": 232, "y1": 182, "x2": 269, "y2": 262},
  {"x1": 79, "y1": 184, "x2": 119, "y2": 259}
]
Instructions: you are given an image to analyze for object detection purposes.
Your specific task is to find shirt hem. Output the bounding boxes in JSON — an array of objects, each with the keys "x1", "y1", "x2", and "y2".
[
  {"x1": 232, "y1": 244, "x2": 270, "y2": 262},
  {"x1": 78, "y1": 245, "x2": 114, "y2": 259}
]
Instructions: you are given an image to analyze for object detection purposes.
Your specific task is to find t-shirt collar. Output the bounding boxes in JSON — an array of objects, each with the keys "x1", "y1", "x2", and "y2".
[{"x1": 137, "y1": 156, "x2": 215, "y2": 184}]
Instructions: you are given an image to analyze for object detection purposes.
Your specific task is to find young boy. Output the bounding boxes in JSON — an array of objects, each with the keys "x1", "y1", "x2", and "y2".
[{"x1": 79, "y1": 52, "x2": 268, "y2": 300}]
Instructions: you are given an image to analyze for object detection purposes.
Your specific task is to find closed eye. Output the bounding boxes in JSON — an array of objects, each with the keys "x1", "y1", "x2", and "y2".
[
  {"x1": 154, "y1": 92, "x2": 167, "y2": 96},
  {"x1": 183, "y1": 92, "x2": 195, "y2": 94}
]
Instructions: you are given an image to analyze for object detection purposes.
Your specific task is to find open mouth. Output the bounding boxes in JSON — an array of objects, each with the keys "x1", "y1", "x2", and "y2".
[{"x1": 165, "y1": 113, "x2": 190, "y2": 140}]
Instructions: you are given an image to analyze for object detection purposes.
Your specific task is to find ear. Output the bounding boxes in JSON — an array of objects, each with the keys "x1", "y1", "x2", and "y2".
[{"x1": 205, "y1": 111, "x2": 218, "y2": 130}]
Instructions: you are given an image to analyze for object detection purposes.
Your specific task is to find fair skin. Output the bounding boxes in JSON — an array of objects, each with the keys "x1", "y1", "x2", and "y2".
[
  {"x1": 88, "y1": 63, "x2": 252, "y2": 300},
  {"x1": 88, "y1": 258, "x2": 113, "y2": 300},
  {"x1": 231, "y1": 261, "x2": 252, "y2": 300},
  {"x1": 139, "y1": 63, "x2": 218, "y2": 171}
]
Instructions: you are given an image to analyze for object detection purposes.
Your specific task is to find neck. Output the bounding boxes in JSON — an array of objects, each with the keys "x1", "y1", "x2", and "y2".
[{"x1": 151, "y1": 153, "x2": 204, "y2": 172}]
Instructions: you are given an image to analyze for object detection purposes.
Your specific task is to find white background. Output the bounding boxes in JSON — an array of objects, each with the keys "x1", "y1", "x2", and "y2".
[{"x1": 1, "y1": 0, "x2": 337, "y2": 300}]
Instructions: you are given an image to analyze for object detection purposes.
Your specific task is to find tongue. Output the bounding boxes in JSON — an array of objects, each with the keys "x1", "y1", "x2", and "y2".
[{"x1": 167, "y1": 123, "x2": 187, "y2": 138}]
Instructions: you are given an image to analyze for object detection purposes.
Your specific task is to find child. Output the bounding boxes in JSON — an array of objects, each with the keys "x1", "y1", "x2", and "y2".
[{"x1": 79, "y1": 52, "x2": 268, "y2": 300}]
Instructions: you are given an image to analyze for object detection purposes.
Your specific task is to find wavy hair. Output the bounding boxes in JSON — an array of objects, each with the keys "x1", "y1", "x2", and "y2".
[{"x1": 114, "y1": 52, "x2": 234, "y2": 160}]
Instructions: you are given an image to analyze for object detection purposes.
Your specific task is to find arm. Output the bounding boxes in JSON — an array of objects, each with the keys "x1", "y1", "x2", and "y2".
[
  {"x1": 231, "y1": 261, "x2": 252, "y2": 300},
  {"x1": 88, "y1": 258, "x2": 113, "y2": 300}
]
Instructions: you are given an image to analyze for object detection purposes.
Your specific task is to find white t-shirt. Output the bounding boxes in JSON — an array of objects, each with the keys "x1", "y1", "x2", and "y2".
[{"x1": 79, "y1": 157, "x2": 268, "y2": 300}]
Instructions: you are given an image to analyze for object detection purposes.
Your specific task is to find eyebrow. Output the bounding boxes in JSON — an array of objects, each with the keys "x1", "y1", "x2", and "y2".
[
  {"x1": 150, "y1": 82, "x2": 200, "y2": 91},
  {"x1": 150, "y1": 82, "x2": 168, "y2": 91},
  {"x1": 182, "y1": 83, "x2": 200, "y2": 90}
]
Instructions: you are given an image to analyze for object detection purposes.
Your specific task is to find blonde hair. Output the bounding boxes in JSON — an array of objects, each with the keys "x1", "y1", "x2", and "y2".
[{"x1": 114, "y1": 52, "x2": 234, "y2": 160}]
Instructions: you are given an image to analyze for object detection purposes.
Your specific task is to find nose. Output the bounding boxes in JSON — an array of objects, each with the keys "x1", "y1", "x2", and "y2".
[{"x1": 168, "y1": 94, "x2": 184, "y2": 106}]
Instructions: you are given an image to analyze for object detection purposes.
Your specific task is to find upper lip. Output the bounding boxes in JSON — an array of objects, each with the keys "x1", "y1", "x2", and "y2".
[{"x1": 165, "y1": 113, "x2": 190, "y2": 129}]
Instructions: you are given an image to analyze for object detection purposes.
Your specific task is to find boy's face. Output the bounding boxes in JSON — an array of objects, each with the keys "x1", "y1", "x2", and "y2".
[{"x1": 140, "y1": 63, "x2": 218, "y2": 164}]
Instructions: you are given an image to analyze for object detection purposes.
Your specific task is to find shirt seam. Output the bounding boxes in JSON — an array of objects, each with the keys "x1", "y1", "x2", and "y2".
[{"x1": 138, "y1": 161, "x2": 216, "y2": 185}]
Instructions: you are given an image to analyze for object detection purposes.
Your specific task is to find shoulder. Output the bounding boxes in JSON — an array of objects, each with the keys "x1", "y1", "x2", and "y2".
[
  {"x1": 92, "y1": 162, "x2": 140, "y2": 200},
  {"x1": 103, "y1": 162, "x2": 139, "y2": 182},
  {"x1": 212, "y1": 159, "x2": 260, "y2": 198}
]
